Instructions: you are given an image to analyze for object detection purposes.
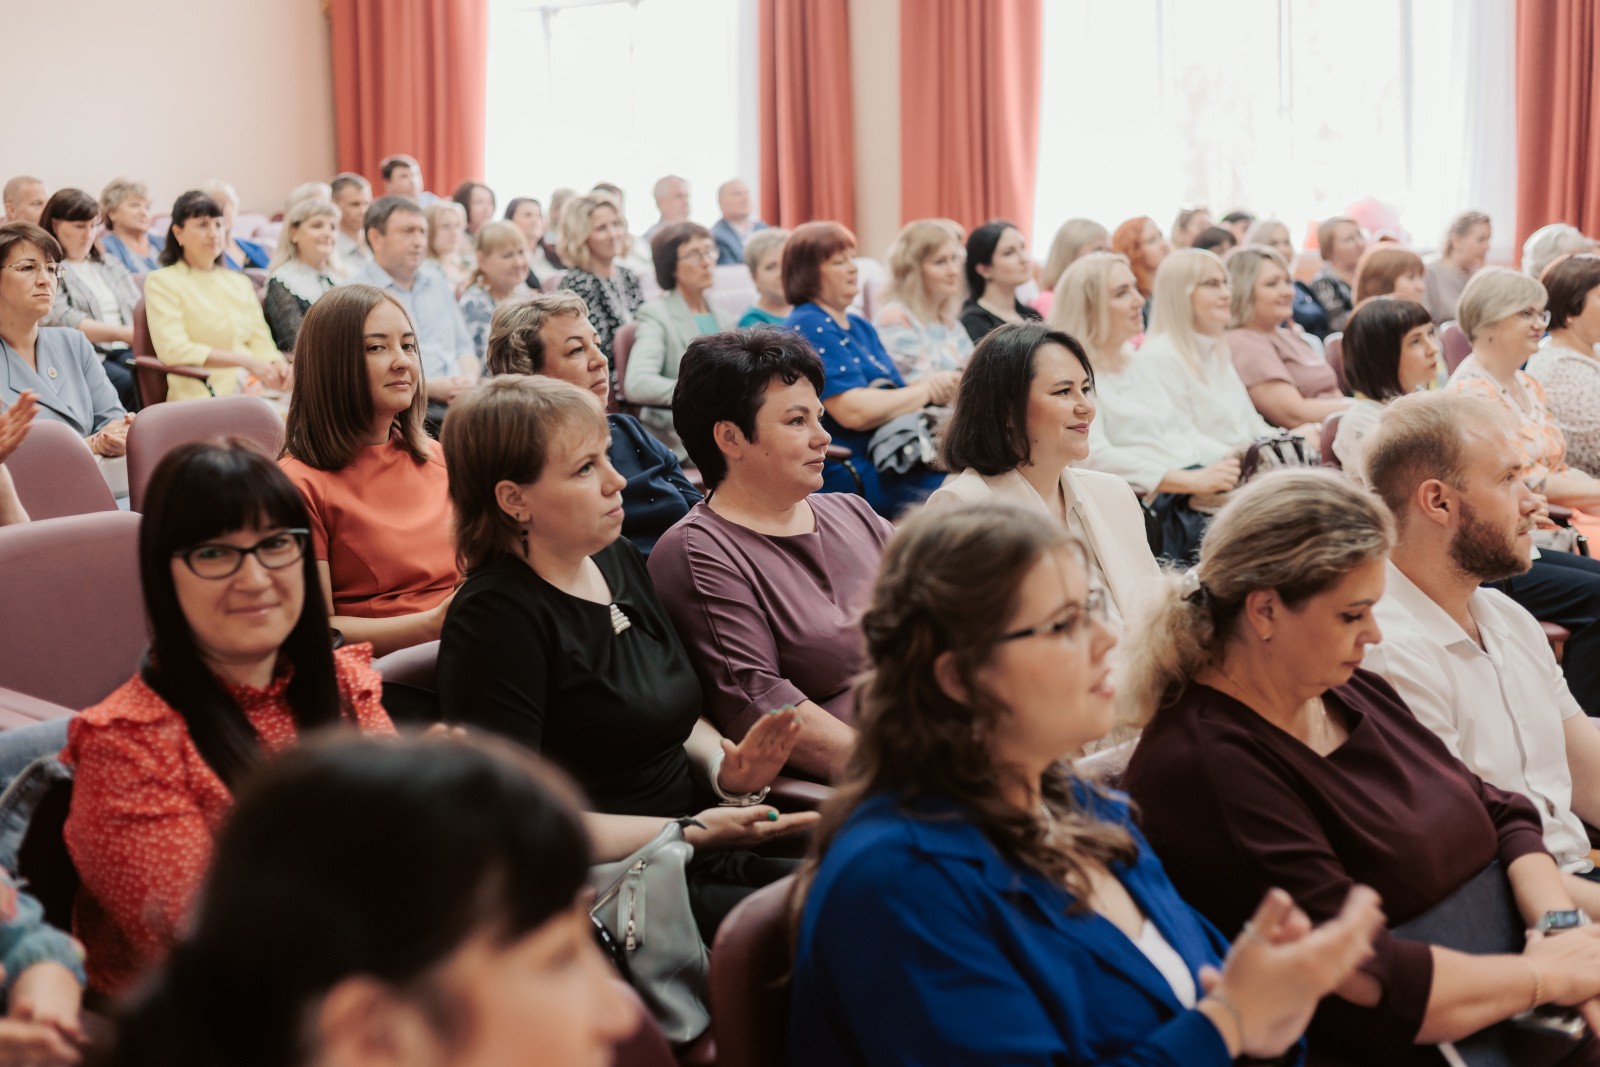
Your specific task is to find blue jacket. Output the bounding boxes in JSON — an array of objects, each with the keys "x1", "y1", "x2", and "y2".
[{"x1": 790, "y1": 789, "x2": 1252, "y2": 1066}]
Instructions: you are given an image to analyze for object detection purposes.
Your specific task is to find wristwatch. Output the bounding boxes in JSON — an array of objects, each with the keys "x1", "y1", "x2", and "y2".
[{"x1": 1535, "y1": 909, "x2": 1590, "y2": 935}]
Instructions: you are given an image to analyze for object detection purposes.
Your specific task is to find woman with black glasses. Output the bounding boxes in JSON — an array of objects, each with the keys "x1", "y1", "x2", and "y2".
[{"x1": 62, "y1": 441, "x2": 396, "y2": 998}]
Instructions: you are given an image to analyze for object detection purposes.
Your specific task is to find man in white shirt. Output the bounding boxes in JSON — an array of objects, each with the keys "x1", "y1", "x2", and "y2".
[
  {"x1": 330, "y1": 172, "x2": 372, "y2": 264},
  {"x1": 1361, "y1": 391, "x2": 1600, "y2": 915}
]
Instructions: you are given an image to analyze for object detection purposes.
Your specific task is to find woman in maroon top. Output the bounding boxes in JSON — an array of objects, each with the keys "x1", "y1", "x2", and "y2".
[
  {"x1": 1120, "y1": 469, "x2": 1600, "y2": 1062},
  {"x1": 649, "y1": 329, "x2": 892, "y2": 781}
]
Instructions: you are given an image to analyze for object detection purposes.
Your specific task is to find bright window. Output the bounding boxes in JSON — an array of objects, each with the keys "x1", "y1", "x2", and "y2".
[
  {"x1": 1032, "y1": 0, "x2": 1517, "y2": 258},
  {"x1": 484, "y1": 0, "x2": 759, "y2": 230}
]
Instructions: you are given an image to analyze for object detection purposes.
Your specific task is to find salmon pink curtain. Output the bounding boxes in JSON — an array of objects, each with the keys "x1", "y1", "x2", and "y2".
[
  {"x1": 899, "y1": 0, "x2": 1042, "y2": 237},
  {"x1": 758, "y1": 0, "x2": 856, "y2": 231},
  {"x1": 329, "y1": 0, "x2": 490, "y2": 196},
  {"x1": 1514, "y1": 0, "x2": 1600, "y2": 259}
]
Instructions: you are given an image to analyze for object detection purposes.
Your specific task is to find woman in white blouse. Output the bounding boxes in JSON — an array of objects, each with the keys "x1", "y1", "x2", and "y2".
[
  {"x1": 926, "y1": 321, "x2": 1160, "y2": 623},
  {"x1": 1051, "y1": 252, "x2": 1241, "y2": 501},
  {"x1": 874, "y1": 219, "x2": 974, "y2": 381}
]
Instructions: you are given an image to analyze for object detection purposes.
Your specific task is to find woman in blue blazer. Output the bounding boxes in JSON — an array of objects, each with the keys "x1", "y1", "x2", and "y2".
[{"x1": 789, "y1": 503, "x2": 1385, "y2": 1066}]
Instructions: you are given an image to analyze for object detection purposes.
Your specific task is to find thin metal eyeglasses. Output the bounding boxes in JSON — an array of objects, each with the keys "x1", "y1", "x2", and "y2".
[
  {"x1": 998, "y1": 589, "x2": 1109, "y2": 643},
  {"x1": 3, "y1": 261, "x2": 61, "y2": 282},
  {"x1": 173, "y1": 529, "x2": 310, "y2": 579},
  {"x1": 1516, "y1": 308, "x2": 1552, "y2": 328},
  {"x1": 678, "y1": 247, "x2": 719, "y2": 264}
]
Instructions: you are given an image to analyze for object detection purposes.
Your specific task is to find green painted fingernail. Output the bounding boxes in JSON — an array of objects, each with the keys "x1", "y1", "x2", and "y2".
[{"x1": 767, "y1": 811, "x2": 779, "y2": 821}]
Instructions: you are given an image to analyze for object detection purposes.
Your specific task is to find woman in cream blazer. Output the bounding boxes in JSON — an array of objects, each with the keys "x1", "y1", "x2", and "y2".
[{"x1": 925, "y1": 322, "x2": 1161, "y2": 624}]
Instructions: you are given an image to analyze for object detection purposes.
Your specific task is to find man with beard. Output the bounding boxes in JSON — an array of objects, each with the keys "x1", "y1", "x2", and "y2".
[{"x1": 1363, "y1": 391, "x2": 1600, "y2": 916}]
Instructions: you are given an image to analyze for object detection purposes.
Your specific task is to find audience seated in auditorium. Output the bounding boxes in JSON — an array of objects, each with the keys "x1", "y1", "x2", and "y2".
[
  {"x1": 2, "y1": 178, "x2": 47, "y2": 226},
  {"x1": 927, "y1": 322, "x2": 1161, "y2": 623},
  {"x1": 1130, "y1": 249, "x2": 1275, "y2": 558},
  {"x1": 0, "y1": 392, "x2": 35, "y2": 526},
  {"x1": 1053, "y1": 252, "x2": 1241, "y2": 556},
  {"x1": 1224, "y1": 246, "x2": 1349, "y2": 427},
  {"x1": 38, "y1": 188, "x2": 140, "y2": 410},
  {"x1": 145, "y1": 192, "x2": 287, "y2": 401},
  {"x1": 626, "y1": 222, "x2": 731, "y2": 455},
  {"x1": 1359, "y1": 393, "x2": 1600, "y2": 919},
  {"x1": 457, "y1": 221, "x2": 533, "y2": 359},
  {"x1": 342, "y1": 196, "x2": 475, "y2": 424},
  {"x1": 485, "y1": 292, "x2": 700, "y2": 555},
  {"x1": 650, "y1": 330, "x2": 885, "y2": 780},
  {"x1": 1169, "y1": 205, "x2": 1213, "y2": 249},
  {"x1": 1034, "y1": 216, "x2": 1108, "y2": 317},
  {"x1": 1353, "y1": 244, "x2": 1427, "y2": 306},
  {"x1": 1222, "y1": 209, "x2": 1257, "y2": 242},
  {"x1": 198, "y1": 180, "x2": 270, "y2": 272},
  {"x1": 1308, "y1": 215, "x2": 1365, "y2": 334},
  {"x1": 557, "y1": 192, "x2": 644, "y2": 363},
  {"x1": 1528, "y1": 252, "x2": 1600, "y2": 478},
  {"x1": 1330, "y1": 297, "x2": 1439, "y2": 479},
  {"x1": 504, "y1": 195, "x2": 555, "y2": 285},
  {"x1": 423, "y1": 200, "x2": 474, "y2": 294},
  {"x1": 99, "y1": 735, "x2": 640, "y2": 1067},
  {"x1": 63, "y1": 442, "x2": 396, "y2": 996},
  {"x1": 1109, "y1": 214, "x2": 1171, "y2": 310},
  {"x1": 959, "y1": 219, "x2": 1043, "y2": 343},
  {"x1": 644, "y1": 174, "x2": 690, "y2": 241},
  {"x1": 451, "y1": 180, "x2": 496, "y2": 239},
  {"x1": 279, "y1": 287, "x2": 457, "y2": 657},
  {"x1": 264, "y1": 198, "x2": 341, "y2": 354},
  {"x1": 1525, "y1": 222, "x2": 1593, "y2": 282},
  {"x1": 736, "y1": 227, "x2": 791, "y2": 327},
  {"x1": 0, "y1": 223, "x2": 131, "y2": 459},
  {"x1": 328, "y1": 172, "x2": 371, "y2": 265},
  {"x1": 789, "y1": 502, "x2": 1384, "y2": 1066},
  {"x1": 379, "y1": 153, "x2": 436, "y2": 206},
  {"x1": 97, "y1": 178, "x2": 165, "y2": 274},
  {"x1": 1423, "y1": 210, "x2": 1491, "y2": 322},
  {"x1": 1192, "y1": 226, "x2": 1236, "y2": 256},
  {"x1": 1123, "y1": 469, "x2": 1600, "y2": 1062},
  {"x1": 785, "y1": 221, "x2": 953, "y2": 517},
  {"x1": 711, "y1": 178, "x2": 767, "y2": 265},
  {"x1": 1245, "y1": 217, "x2": 1329, "y2": 336},
  {"x1": 434, "y1": 376, "x2": 816, "y2": 938},
  {"x1": 874, "y1": 218, "x2": 973, "y2": 382}
]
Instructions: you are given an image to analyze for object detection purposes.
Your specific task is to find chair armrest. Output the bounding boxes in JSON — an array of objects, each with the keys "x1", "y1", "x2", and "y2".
[
  {"x1": 0, "y1": 687, "x2": 74, "y2": 724},
  {"x1": 768, "y1": 775, "x2": 832, "y2": 812},
  {"x1": 1549, "y1": 504, "x2": 1575, "y2": 526},
  {"x1": 133, "y1": 356, "x2": 212, "y2": 382},
  {"x1": 824, "y1": 444, "x2": 852, "y2": 462}
]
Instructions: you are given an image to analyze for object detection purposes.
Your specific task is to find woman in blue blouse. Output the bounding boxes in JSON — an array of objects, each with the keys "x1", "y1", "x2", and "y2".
[
  {"x1": 789, "y1": 503, "x2": 1385, "y2": 1066},
  {"x1": 783, "y1": 221, "x2": 957, "y2": 517}
]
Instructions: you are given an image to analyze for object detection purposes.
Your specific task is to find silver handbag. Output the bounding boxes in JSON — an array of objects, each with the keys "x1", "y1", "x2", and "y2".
[{"x1": 588, "y1": 818, "x2": 710, "y2": 1044}]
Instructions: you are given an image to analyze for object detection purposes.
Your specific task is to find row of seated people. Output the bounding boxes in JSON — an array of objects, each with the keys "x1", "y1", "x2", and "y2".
[{"x1": 15, "y1": 378, "x2": 1600, "y2": 1062}]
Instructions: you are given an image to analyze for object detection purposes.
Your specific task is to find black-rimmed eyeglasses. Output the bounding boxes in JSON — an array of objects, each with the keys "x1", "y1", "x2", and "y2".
[{"x1": 173, "y1": 529, "x2": 310, "y2": 579}]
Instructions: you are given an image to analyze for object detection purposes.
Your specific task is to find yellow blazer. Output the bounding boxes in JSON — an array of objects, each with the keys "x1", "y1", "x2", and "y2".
[
  {"x1": 144, "y1": 262, "x2": 282, "y2": 402},
  {"x1": 924, "y1": 466, "x2": 1163, "y2": 622}
]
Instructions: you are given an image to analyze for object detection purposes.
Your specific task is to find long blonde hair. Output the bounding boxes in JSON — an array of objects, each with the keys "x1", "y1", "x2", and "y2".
[
  {"x1": 268, "y1": 198, "x2": 342, "y2": 274},
  {"x1": 1050, "y1": 251, "x2": 1133, "y2": 359},
  {"x1": 1041, "y1": 218, "x2": 1109, "y2": 291},
  {"x1": 883, "y1": 219, "x2": 965, "y2": 325},
  {"x1": 557, "y1": 193, "x2": 625, "y2": 274},
  {"x1": 1145, "y1": 248, "x2": 1230, "y2": 378},
  {"x1": 1114, "y1": 469, "x2": 1394, "y2": 727}
]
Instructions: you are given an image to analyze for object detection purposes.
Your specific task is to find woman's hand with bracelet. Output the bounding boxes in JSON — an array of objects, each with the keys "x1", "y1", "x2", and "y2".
[
  {"x1": 1522, "y1": 924, "x2": 1600, "y2": 1033},
  {"x1": 715, "y1": 706, "x2": 803, "y2": 797},
  {"x1": 1198, "y1": 885, "x2": 1384, "y2": 1059},
  {"x1": 683, "y1": 805, "x2": 819, "y2": 851}
]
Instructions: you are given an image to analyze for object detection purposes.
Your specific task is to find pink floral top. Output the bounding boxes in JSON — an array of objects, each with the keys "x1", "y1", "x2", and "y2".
[{"x1": 1446, "y1": 357, "x2": 1570, "y2": 485}]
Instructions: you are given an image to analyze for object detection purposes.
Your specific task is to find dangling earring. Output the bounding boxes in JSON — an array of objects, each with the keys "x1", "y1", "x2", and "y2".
[{"x1": 516, "y1": 516, "x2": 530, "y2": 559}]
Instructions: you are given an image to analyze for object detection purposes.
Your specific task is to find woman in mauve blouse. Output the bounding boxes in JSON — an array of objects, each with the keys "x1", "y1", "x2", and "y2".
[
  {"x1": 650, "y1": 330, "x2": 891, "y2": 782},
  {"x1": 1223, "y1": 246, "x2": 1349, "y2": 430},
  {"x1": 1121, "y1": 470, "x2": 1600, "y2": 1062},
  {"x1": 62, "y1": 442, "x2": 395, "y2": 997}
]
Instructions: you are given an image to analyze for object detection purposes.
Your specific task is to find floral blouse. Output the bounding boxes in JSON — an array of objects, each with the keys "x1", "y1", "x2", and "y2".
[
  {"x1": 873, "y1": 300, "x2": 974, "y2": 380},
  {"x1": 459, "y1": 282, "x2": 535, "y2": 360},
  {"x1": 1447, "y1": 357, "x2": 1570, "y2": 485},
  {"x1": 61, "y1": 644, "x2": 394, "y2": 995},
  {"x1": 1526, "y1": 342, "x2": 1600, "y2": 478}
]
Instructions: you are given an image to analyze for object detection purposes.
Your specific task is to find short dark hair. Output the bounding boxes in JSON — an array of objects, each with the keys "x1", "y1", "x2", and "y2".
[
  {"x1": 363, "y1": 196, "x2": 423, "y2": 242},
  {"x1": 0, "y1": 221, "x2": 62, "y2": 269},
  {"x1": 672, "y1": 328, "x2": 826, "y2": 490},
  {"x1": 158, "y1": 191, "x2": 224, "y2": 267},
  {"x1": 1541, "y1": 252, "x2": 1600, "y2": 330},
  {"x1": 329, "y1": 172, "x2": 370, "y2": 198},
  {"x1": 1341, "y1": 296, "x2": 1434, "y2": 402},
  {"x1": 452, "y1": 180, "x2": 495, "y2": 215},
  {"x1": 38, "y1": 188, "x2": 102, "y2": 262},
  {"x1": 941, "y1": 322, "x2": 1093, "y2": 476},
  {"x1": 503, "y1": 195, "x2": 542, "y2": 221},
  {"x1": 1221, "y1": 210, "x2": 1256, "y2": 226},
  {"x1": 964, "y1": 219, "x2": 1020, "y2": 300},
  {"x1": 138, "y1": 441, "x2": 341, "y2": 789},
  {"x1": 1191, "y1": 226, "x2": 1236, "y2": 254},
  {"x1": 650, "y1": 221, "x2": 713, "y2": 291},
  {"x1": 782, "y1": 221, "x2": 856, "y2": 306},
  {"x1": 380, "y1": 154, "x2": 419, "y2": 181}
]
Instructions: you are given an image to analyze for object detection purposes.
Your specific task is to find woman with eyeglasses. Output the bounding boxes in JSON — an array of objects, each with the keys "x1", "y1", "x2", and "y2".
[
  {"x1": 1446, "y1": 267, "x2": 1600, "y2": 513},
  {"x1": 62, "y1": 441, "x2": 396, "y2": 998}
]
